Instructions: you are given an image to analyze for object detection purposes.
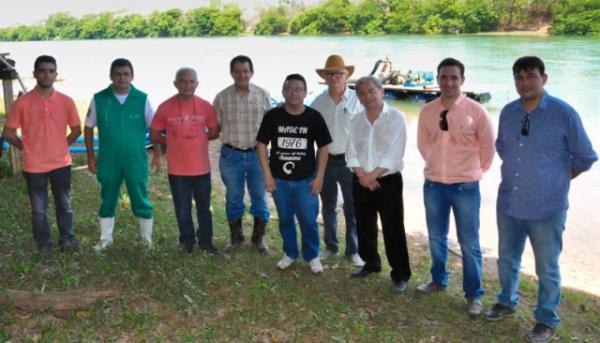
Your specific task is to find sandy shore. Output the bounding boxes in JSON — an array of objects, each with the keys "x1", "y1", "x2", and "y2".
[{"x1": 475, "y1": 25, "x2": 551, "y2": 36}]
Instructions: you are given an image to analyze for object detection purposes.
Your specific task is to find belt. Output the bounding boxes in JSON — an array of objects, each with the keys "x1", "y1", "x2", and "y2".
[
  {"x1": 223, "y1": 143, "x2": 256, "y2": 152},
  {"x1": 329, "y1": 153, "x2": 345, "y2": 160}
]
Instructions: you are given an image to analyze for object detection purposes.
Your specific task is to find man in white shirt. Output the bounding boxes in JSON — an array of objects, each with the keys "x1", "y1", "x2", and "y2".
[
  {"x1": 346, "y1": 76, "x2": 412, "y2": 293},
  {"x1": 311, "y1": 55, "x2": 364, "y2": 266}
]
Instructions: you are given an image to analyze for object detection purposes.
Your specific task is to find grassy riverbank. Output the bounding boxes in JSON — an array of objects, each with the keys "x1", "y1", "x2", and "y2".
[{"x1": 1, "y1": 152, "x2": 599, "y2": 342}]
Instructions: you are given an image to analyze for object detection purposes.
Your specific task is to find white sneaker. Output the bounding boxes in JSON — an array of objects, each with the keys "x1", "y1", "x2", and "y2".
[
  {"x1": 348, "y1": 253, "x2": 365, "y2": 267},
  {"x1": 319, "y1": 249, "x2": 338, "y2": 260},
  {"x1": 277, "y1": 255, "x2": 297, "y2": 270},
  {"x1": 309, "y1": 257, "x2": 324, "y2": 274}
]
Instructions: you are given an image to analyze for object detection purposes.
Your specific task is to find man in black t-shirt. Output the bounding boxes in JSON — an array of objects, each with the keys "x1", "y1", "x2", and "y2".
[{"x1": 257, "y1": 74, "x2": 332, "y2": 274}]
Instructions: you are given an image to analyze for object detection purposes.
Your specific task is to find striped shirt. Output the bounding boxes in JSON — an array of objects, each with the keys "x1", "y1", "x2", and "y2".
[
  {"x1": 496, "y1": 91, "x2": 597, "y2": 220},
  {"x1": 213, "y1": 83, "x2": 272, "y2": 149}
]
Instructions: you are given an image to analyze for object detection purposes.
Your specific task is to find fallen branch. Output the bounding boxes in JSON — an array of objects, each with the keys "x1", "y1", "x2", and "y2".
[{"x1": 0, "y1": 290, "x2": 119, "y2": 311}]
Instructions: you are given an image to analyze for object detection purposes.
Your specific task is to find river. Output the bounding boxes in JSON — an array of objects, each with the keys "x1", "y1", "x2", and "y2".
[{"x1": 1, "y1": 35, "x2": 599, "y2": 294}]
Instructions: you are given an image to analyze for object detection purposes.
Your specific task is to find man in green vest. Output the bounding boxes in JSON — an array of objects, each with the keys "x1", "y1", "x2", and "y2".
[{"x1": 84, "y1": 58, "x2": 159, "y2": 250}]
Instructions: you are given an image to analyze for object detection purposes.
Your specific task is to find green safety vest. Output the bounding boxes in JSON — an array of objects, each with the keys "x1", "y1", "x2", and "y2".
[{"x1": 94, "y1": 85, "x2": 148, "y2": 174}]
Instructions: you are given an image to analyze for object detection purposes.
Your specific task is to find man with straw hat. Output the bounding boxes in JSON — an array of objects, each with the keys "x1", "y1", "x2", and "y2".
[{"x1": 311, "y1": 55, "x2": 364, "y2": 267}]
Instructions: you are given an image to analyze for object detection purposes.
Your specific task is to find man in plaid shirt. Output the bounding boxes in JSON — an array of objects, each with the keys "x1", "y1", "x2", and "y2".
[{"x1": 213, "y1": 55, "x2": 273, "y2": 253}]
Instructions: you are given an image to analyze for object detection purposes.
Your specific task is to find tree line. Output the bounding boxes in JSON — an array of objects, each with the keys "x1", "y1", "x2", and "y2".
[
  {"x1": 0, "y1": 6, "x2": 243, "y2": 41},
  {"x1": 0, "y1": 0, "x2": 597, "y2": 41},
  {"x1": 258, "y1": 0, "x2": 599, "y2": 35}
]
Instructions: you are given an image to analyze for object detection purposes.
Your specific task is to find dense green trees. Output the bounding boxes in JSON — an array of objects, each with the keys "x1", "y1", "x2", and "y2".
[
  {"x1": 185, "y1": 8, "x2": 219, "y2": 36},
  {"x1": 276, "y1": 0, "x2": 598, "y2": 35},
  {"x1": 0, "y1": 6, "x2": 244, "y2": 41},
  {"x1": 254, "y1": 7, "x2": 289, "y2": 35},
  {"x1": 551, "y1": 0, "x2": 600, "y2": 35},
  {"x1": 0, "y1": 0, "x2": 598, "y2": 40}
]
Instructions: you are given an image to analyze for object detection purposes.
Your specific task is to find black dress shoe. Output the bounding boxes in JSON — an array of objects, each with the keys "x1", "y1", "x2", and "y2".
[
  {"x1": 350, "y1": 268, "x2": 378, "y2": 278},
  {"x1": 181, "y1": 243, "x2": 194, "y2": 253},
  {"x1": 483, "y1": 303, "x2": 516, "y2": 321}
]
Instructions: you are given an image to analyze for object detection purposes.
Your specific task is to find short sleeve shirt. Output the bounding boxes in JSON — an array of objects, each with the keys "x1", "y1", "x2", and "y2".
[
  {"x1": 6, "y1": 88, "x2": 80, "y2": 173},
  {"x1": 256, "y1": 106, "x2": 332, "y2": 180},
  {"x1": 213, "y1": 84, "x2": 272, "y2": 149},
  {"x1": 151, "y1": 95, "x2": 218, "y2": 176}
]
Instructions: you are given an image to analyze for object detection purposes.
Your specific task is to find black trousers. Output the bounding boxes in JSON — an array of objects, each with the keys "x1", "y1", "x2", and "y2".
[{"x1": 353, "y1": 172, "x2": 411, "y2": 282}]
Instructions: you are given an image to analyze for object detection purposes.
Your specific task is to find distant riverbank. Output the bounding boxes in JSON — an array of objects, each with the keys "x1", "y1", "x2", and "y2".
[
  {"x1": 476, "y1": 25, "x2": 551, "y2": 36},
  {"x1": 1, "y1": 0, "x2": 597, "y2": 41}
]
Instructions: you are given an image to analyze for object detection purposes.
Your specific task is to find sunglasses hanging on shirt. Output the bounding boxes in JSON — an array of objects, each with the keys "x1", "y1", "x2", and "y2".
[
  {"x1": 521, "y1": 114, "x2": 530, "y2": 136},
  {"x1": 439, "y1": 110, "x2": 449, "y2": 131}
]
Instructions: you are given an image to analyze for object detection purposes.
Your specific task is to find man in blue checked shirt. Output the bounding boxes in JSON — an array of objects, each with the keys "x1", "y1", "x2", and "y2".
[{"x1": 484, "y1": 56, "x2": 597, "y2": 343}]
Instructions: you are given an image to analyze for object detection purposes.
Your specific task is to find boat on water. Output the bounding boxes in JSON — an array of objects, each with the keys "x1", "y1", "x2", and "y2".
[{"x1": 348, "y1": 58, "x2": 491, "y2": 103}]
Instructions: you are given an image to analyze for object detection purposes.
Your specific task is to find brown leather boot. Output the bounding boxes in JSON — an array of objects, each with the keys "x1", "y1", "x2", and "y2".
[
  {"x1": 225, "y1": 219, "x2": 244, "y2": 251},
  {"x1": 251, "y1": 217, "x2": 268, "y2": 254}
]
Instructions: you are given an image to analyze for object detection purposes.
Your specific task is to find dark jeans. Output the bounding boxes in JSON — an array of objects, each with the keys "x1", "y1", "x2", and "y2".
[
  {"x1": 168, "y1": 173, "x2": 213, "y2": 247},
  {"x1": 353, "y1": 172, "x2": 411, "y2": 283},
  {"x1": 320, "y1": 156, "x2": 358, "y2": 255},
  {"x1": 23, "y1": 165, "x2": 74, "y2": 250}
]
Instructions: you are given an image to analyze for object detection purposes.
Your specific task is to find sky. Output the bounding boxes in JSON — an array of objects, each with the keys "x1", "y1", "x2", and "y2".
[{"x1": 0, "y1": 0, "x2": 319, "y2": 27}]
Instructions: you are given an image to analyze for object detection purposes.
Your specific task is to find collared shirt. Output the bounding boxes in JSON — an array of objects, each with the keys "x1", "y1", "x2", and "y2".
[
  {"x1": 496, "y1": 91, "x2": 597, "y2": 220},
  {"x1": 310, "y1": 87, "x2": 363, "y2": 155},
  {"x1": 151, "y1": 95, "x2": 218, "y2": 176},
  {"x1": 417, "y1": 95, "x2": 495, "y2": 184},
  {"x1": 6, "y1": 88, "x2": 80, "y2": 173},
  {"x1": 85, "y1": 93, "x2": 154, "y2": 128},
  {"x1": 213, "y1": 83, "x2": 272, "y2": 149},
  {"x1": 346, "y1": 103, "x2": 407, "y2": 176}
]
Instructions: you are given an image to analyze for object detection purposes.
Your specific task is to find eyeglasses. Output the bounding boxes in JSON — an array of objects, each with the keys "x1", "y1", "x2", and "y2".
[
  {"x1": 521, "y1": 114, "x2": 530, "y2": 136},
  {"x1": 439, "y1": 110, "x2": 449, "y2": 131},
  {"x1": 324, "y1": 71, "x2": 347, "y2": 79}
]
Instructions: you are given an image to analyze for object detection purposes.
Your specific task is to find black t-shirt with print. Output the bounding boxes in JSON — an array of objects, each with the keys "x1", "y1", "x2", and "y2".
[{"x1": 256, "y1": 106, "x2": 332, "y2": 180}]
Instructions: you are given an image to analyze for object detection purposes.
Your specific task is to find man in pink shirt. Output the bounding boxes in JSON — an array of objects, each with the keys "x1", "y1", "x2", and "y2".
[
  {"x1": 416, "y1": 58, "x2": 495, "y2": 316},
  {"x1": 150, "y1": 68, "x2": 219, "y2": 253},
  {"x1": 2, "y1": 55, "x2": 82, "y2": 256}
]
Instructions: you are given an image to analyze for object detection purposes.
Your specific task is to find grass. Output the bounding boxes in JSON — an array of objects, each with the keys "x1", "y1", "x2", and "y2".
[{"x1": 1, "y1": 153, "x2": 599, "y2": 342}]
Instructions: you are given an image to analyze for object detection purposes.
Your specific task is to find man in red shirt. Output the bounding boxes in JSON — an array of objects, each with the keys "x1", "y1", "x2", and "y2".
[
  {"x1": 2, "y1": 55, "x2": 82, "y2": 257},
  {"x1": 150, "y1": 68, "x2": 219, "y2": 253}
]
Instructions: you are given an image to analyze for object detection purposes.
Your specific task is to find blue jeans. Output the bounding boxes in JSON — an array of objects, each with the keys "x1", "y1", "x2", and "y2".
[
  {"x1": 23, "y1": 166, "x2": 74, "y2": 250},
  {"x1": 219, "y1": 145, "x2": 270, "y2": 222},
  {"x1": 496, "y1": 210, "x2": 566, "y2": 328},
  {"x1": 320, "y1": 156, "x2": 358, "y2": 255},
  {"x1": 272, "y1": 177, "x2": 320, "y2": 261},
  {"x1": 423, "y1": 180, "x2": 484, "y2": 300},
  {"x1": 168, "y1": 173, "x2": 213, "y2": 247}
]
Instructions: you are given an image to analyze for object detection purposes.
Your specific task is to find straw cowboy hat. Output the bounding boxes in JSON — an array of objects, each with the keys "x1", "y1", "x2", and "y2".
[{"x1": 316, "y1": 55, "x2": 354, "y2": 79}]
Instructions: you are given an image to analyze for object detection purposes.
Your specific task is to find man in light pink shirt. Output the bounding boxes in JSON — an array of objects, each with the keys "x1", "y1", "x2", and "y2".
[
  {"x1": 416, "y1": 58, "x2": 495, "y2": 317},
  {"x1": 150, "y1": 67, "x2": 219, "y2": 253},
  {"x1": 2, "y1": 55, "x2": 81, "y2": 257}
]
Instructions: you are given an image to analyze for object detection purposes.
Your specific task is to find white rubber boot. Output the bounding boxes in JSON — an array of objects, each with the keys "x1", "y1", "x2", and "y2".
[
  {"x1": 94, "y1": 217, "x2": 114, "y2": 251},
  {"x1": 139, "y1": 217, "x2": 153, "y2": 248}
]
